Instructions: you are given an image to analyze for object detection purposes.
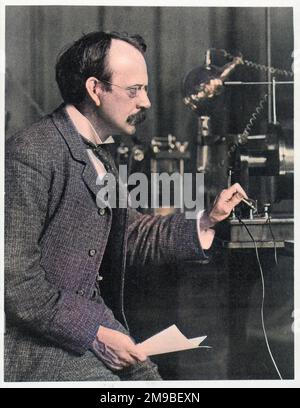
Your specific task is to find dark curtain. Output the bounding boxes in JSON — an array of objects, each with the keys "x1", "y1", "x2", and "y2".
[
  {"x1": 5, "y1": 6, "x2": 211, "y2": 142},
  {"x1": 6, "y1": 6, "x2": 293, "y2": 142}
]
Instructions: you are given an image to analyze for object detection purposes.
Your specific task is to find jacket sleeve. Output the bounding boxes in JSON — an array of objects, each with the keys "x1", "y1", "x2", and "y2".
[
  {"x1": 5, "y1": 138, "x2": 126, "y2": 355},
  {"x1": 126, "y1": 208, "x2": 208, "y2": 267}
]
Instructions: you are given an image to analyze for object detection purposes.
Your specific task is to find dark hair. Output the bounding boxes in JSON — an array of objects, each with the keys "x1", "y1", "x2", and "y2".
[{"x1": 55, "y1": 31, "x2": 146, "y2": 104}]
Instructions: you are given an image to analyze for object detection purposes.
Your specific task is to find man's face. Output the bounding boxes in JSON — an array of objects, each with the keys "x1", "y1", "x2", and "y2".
[{"x1": 97, "y1": 39, "x2": 151, "y2": 136}]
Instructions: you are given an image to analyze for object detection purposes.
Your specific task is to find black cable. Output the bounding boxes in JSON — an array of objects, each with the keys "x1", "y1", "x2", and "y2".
[
  {"x1": 237, "y1": 215, "x2": 283, "y2": 380},
  {"x1": 266, "y1": 217, "x2": 278, "y2": 265}
]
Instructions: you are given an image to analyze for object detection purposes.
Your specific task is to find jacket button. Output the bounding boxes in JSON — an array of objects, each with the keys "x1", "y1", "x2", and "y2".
[
  {"x1": 89, "y1": 249, "x2": 96, "y2": 257},
  {"x1": 98, "y1": 208, "x2": 106, "y2": 216},
  {"x1": 77, "y1": 289, "x2": 85, "y2": 296}
]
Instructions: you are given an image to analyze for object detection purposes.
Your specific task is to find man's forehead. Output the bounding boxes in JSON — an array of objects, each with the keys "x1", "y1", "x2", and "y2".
[{"x1": 108, "y1": 39, "x2": 147, "y2": 78}]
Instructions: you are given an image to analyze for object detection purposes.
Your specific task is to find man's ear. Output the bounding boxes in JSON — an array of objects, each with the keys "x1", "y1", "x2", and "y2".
[{"x1": 85, "y1": 77, "x2": 102, "y2": 107}]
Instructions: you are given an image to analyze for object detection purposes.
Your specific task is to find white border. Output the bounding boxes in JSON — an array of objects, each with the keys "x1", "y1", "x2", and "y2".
[{"x1": 0, "y1": 0, "x2": 299, "y2": 389}]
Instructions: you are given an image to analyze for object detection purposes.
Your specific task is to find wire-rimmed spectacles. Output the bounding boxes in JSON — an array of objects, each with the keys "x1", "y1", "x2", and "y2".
[{"x1": 99, "y1": 79, "x2": 148, "y2": 98}]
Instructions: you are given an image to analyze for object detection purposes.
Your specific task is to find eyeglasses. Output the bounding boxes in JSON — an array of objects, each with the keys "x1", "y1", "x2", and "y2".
[{"x1": 99, "y1": 79, "x2": 148, "y2": 99}]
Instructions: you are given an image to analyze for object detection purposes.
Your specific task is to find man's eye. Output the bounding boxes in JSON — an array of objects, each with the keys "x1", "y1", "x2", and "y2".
[{"x1": 128, "y1": 87, "x2": 138, "y2": 97}]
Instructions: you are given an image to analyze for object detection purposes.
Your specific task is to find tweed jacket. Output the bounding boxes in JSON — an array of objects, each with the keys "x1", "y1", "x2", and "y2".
[{"x1": 4, "y1": 104, "x2": 206, "y2": 381}]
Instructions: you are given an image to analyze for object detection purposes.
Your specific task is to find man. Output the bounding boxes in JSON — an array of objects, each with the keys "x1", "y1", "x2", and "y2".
[{"x1": 5, "y1": 31, "x2": 246, "y2": 381}]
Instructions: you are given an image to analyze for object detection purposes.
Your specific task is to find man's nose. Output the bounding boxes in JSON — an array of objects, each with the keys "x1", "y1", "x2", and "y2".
[{"x1": 137, "y1": 90, "x2": 151, "y2": 110}]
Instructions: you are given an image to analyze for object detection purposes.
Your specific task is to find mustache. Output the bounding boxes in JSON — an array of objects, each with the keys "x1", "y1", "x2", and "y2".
[{"x1": 127, "y1": 110, "x2": 147, "y2": 126}]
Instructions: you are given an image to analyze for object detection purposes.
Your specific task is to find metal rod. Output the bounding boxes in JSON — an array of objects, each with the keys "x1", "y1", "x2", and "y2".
[
  {"x1": 241, "y1": 198, "x2": 257, "y2": 211},
  {"x1": 224, "y1": 81, "x2": 294, "y2": 85},
  {"x1": 272, "y1": 77, "x2": 277, "y2": 124},
  {"x1": 247, "y1": 135, "x2": 267, "y2": 140},
  {"x1": 267, "y1": 8, "x2": 272, "y2": 123},
  {"x1": 205, "y1": 49, "x2": 212, "y2": 69}
]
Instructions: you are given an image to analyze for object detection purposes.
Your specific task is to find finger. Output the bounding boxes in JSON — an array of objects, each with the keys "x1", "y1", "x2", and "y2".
[
  {"x1": 104, "y1": 346, "x2": 131, "y2": 367},
  {"x1": 107, "y1": 361, "x2": 126, "y2": 370},
  {"x1": 99, "y1": 353, "x2": 125, "y2": 371},
  {"x1": 232, "y1": 182, "x2": 248, "y2": 198},
  {"x1": 222, "y1": 183, "x2": 248, "y2": 201},
  {"x1": 137, "y1": 353, "x2": 147, "y2": 362},
  {"x1": 119, "y1": 352, "x2": 138, "y2": 366},
  {"x1": 228, "y1": 193, "x2": 244, "y2": 208},
  {"x1": 105, "y1": 344, "x2": 138, "y2": 366},
  {"x1": 130, "y1": 349, "x2": 147, "y2": 362},
  {"x1": 126, "y1": 345, "x2": 147, "y2": 363},
  {"x1": 129, "y1": 343, "x2": 148, "y2": 362},
  {"x1": 104, "y1": 345, "x2": 119, "y2": 360}
]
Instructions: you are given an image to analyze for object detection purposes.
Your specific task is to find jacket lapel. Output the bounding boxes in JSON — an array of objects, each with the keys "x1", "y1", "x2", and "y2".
[
  {"x1": 51, "y1": 104, "x2": 100, "y2": 198},
  {"x1": 81, "y1": 161, "x2": 102, "y2": 198}
]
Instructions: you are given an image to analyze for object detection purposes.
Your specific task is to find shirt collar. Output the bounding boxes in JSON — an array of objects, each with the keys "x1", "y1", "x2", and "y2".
[{"x1": 65, "y1": 104, "x2": 115, "y2": 145}]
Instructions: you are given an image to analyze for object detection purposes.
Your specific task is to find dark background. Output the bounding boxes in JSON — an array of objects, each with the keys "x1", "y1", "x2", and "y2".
[
  {"x1": 5, "y1": 7, "x2": 294, "y2": 140},
  {"x1": 5, "y1": 6, "x2": 294, "y2": 381}
]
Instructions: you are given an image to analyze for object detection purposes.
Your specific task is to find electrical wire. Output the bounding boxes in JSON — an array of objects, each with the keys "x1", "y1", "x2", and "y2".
[
  {"x1": 219, "y1": 49, "x2": 294, "y2": 78},
  {"x1": 266, "y1": 217, "x2": 278, "y2": 265},
  {"x1": 237, "y1": 216, "x2": 283, "y2": 380},
  {"x1": 242, "y1": 93, "x2": 268, "y2": 137}
]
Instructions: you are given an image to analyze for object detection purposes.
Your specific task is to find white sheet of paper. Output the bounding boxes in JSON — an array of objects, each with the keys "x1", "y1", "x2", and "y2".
[{"x1": 136, "y1": 324, "x2": 207, "y2": 356}]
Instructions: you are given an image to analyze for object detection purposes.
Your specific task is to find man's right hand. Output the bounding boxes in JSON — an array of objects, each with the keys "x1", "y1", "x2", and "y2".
[{"x1": 93, "y1": 326, "x2": 147, "y2": 371}]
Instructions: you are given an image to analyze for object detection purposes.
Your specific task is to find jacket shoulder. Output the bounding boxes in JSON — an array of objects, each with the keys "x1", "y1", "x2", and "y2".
[{"x1": 6, "y1": 113, "x2": 67, "y2": 160}]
